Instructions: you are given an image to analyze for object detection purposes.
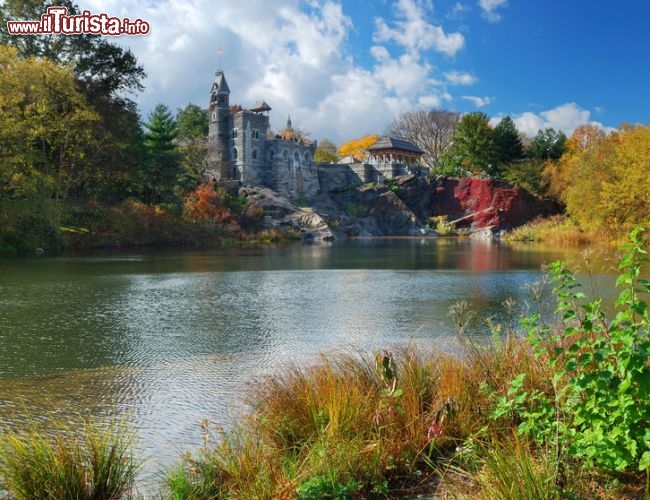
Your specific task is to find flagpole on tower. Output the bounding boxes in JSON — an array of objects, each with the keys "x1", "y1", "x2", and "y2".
[{"x1": 217, "y1": 46, "x2": 224, "y2": 72}]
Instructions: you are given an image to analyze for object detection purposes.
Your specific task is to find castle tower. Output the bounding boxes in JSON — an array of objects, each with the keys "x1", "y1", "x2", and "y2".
[{"x1": 207, "y1": 70, "x2": 232, "y2": 180}]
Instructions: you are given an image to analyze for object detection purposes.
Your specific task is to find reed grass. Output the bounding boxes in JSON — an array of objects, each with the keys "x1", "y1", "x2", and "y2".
[{"x1": 0, "y1": 419, "x2": 137, "y2": 500}]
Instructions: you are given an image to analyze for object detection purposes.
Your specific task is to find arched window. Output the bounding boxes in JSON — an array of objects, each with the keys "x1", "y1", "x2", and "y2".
[
  {"x1": 232, "y1": 147, "x2": 238, "y2": 161},
  {"x1": 303, "y1": 152, "x2": 311, "y2": 163},
  {"x1": 252, "y1": 129, "x2": 260, "y2": 140},
  {"x1": 282, "y1": 149, "x2": 289, "y2": 160},
  {"x1": 232, "y1": 128, "x2": 238, "y2": 139},
  {"x1": 252, "y1": 148, "x2": 259, "y2": 161},
  {"x1": 211, "y1": 112, "x2": 216, "y2": 122},
  {"x1": 293, "y1": 151, "x2": 301, "y2": 167},
  {"x1": 268, "y1": 149, "x2": 275, "y2": 162}
]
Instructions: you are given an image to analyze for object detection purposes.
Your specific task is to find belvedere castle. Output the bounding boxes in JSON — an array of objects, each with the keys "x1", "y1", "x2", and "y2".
[{"x1": 206, "y1": 70, "x2": 425, "y2": 199}]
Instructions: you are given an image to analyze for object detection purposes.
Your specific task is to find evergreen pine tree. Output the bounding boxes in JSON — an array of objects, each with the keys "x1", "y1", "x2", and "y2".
[
  {"x1": 141, "y1": 104, "x2": 181, "y2": 204},
  {"x1": 493, "y1": 116, "x2": 524, "y2": 168}
]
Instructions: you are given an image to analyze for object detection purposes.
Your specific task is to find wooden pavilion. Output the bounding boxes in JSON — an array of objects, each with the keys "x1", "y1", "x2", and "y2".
[{"x1": 366, "y1": 137, "x2": 424, "y2": 165}]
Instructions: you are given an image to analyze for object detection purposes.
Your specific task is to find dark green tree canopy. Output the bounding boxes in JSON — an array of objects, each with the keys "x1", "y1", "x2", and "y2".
[
  {"x1": 527, "y1": 128, "x2": 567, "y2": 160},
  {"x1": 442, "y1": 112, "x2": 496, "y2": 175},
  {"x1": 176, "y1": 104, "x2": 209, "y2": 142},
  {"x1": 1, "y1": 0, "x2": 147, "y2": 203},
  {"x1": 140, "y1": 104, "x2": 181, "y2": 204},
  {"x1": 493, "y1": 116, "x2": 524, "y2": 166},
  {"x1": 175, "y1": 104, "x2": 209, "y2": 195}
]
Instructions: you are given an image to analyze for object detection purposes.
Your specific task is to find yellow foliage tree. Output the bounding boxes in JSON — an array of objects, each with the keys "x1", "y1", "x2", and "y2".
[
  {"x1": 543, "y1": 124, "x2": 607, "y2": 202},
  {"x1": 599, "y1": 125, "x2": 650, "y2": 233},
  {"x1": 0, "y1": 45, "x2": 98, "y2": 201},
  {"x1": 336, "y1": 134, "x2": 378, "y2": 162},
  {"x1": 543, "y1": 123, "x2": 650, "y2": 236}
]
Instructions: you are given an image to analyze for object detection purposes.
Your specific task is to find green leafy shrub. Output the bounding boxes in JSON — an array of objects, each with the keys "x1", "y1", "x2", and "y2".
[
  {"x1": 296, "y1": 475, "x2": 362, "y2": 499},
  {"x1": 493, "y1": 227, "x2": 650, "y2": 479}
]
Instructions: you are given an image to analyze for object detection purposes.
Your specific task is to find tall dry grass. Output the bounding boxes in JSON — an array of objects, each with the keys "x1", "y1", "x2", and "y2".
[
  {"x1": 164, "y1": 338, "x2": 549, "y2": 498},
  {"x1": 504, "y1": 215, "x2": 595, "y2": 246}
]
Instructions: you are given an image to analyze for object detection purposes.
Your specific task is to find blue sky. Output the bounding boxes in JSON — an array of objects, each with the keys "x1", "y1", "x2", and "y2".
[{"x1": 84, "y1": 0, "x2": 650, "y2": 143}]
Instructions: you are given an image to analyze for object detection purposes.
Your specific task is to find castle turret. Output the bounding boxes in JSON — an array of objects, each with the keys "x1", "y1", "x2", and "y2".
[{"x1": 208, "y1": 70, "x2": 232, "y2": 180}]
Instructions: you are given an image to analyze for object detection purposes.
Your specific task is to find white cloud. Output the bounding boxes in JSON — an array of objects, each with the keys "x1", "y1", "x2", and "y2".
[
  {"x1": 373, "y1": 0, "x2": 465, "y2": 56},
  {"x1": 462, "y1": 95, "x2": 492, "y2": 107},
  {"x1": 374, "y1": 53, "x2": 432, "y2": 96},
  {"x1": 509, "y1": 103, "x2": 610, "y2": 137},
  {"x1": 445, "y1": 71, "x2": 477, "y2": 85},
  {"x1": 77, "y1": 0, "x2": 474, "y2": 144},
  {"x1": 539, "y1": 102, "x2": 590, "y2": 132},
  {"x1": 478, "y1": 0, "x2": 507, "y2": 22},
  {"x1": 418, "y1": 92, "x2": 453, "y2": 108},
  {"x1": 447, "y1": 2, "x2": 470, "y2": 20}
]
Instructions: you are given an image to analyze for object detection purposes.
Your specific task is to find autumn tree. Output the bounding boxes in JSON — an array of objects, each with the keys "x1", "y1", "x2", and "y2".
[
  {"x1": 599, "y1": 125, "x2": 650, "y2": 232},
  {"x1": 540, "y1": 123, "x2": 650, "y2": 236},
  {"x1": 387, "y1": 110, "x2": 460, "y2": 170},
  {"x1": 337, "y1": 134, "x2": 379, "y2": 162},
  {"x1": 543, "y1": 124, "x2": 606, "y2": 202},
  {"x1": 0, "y1": 45, "x2": 98, "y2": 202},
  {"x1": 440, "y1": 112, "x2": 496, "y2": 175},
  {"x1": 545, "y1": 124, "x2": 650, "y2": 235},
  {"x1": 183, "y1": 181, "x2": 237, "y2": 227},
  {"x1": 1, "y1": 0, "x2": 147, "y2": 202},
  {"x1": 0, "y1": 45, "x2": 99, "y2": 252},
  {"x1": 314, "y1": 139, "x2": 339, "y2": 164}
]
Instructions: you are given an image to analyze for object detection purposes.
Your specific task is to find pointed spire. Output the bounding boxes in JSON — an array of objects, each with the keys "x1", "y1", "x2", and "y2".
[
  {"x1": 213, "y1": 70, "x2": 230, "y2": 94},
  {"x1": 287, "y1": 115, "x2": 293, "y2": 130}
]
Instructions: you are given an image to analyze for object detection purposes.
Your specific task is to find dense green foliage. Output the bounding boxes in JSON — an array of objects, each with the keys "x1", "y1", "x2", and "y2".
[
  {"x1": 175, "y1": 104, "x2": 209, "y2": 195},
  {"x1": 440, "y1": 112, "x2": 496, "y2": 175},
  {"x1": 1, "y1": 0, "x2": 147, "y2": 204},
  {"x1": 139, "y1": 104, "x2": 182, "y2": 205},
  {"x1": 528, "y1": 127, "x2": 567, "y2": 161},
  {"x1": 493, "y1": 116, "x2": 524, "y2": 166}
]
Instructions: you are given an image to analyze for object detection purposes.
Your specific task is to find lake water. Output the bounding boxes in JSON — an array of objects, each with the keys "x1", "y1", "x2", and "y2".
[{"x1": 0, "y1": 238, "x2": 619, "y2": 487}]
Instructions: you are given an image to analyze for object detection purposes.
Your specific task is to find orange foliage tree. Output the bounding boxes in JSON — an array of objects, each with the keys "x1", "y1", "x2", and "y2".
[
  {"x1": 183, "y1": 181, "x2": 238, "y2": 227},
  {"x1": 336, "y1": 134, "x2": 378, "y2": 162}
]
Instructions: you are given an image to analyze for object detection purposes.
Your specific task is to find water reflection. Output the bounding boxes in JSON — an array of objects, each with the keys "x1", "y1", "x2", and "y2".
[{"x1": 0, "y1": 238, "x2": 616, "y2": 485}]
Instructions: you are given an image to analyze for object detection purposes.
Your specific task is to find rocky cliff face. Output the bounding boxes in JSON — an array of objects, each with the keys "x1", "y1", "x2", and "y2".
[
  {"x1": 396, "y1": 176, "x2": 561, "y2": 231},
  {"x1": 241, "y1": 176, "x2": 560, "y2": 242}
]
